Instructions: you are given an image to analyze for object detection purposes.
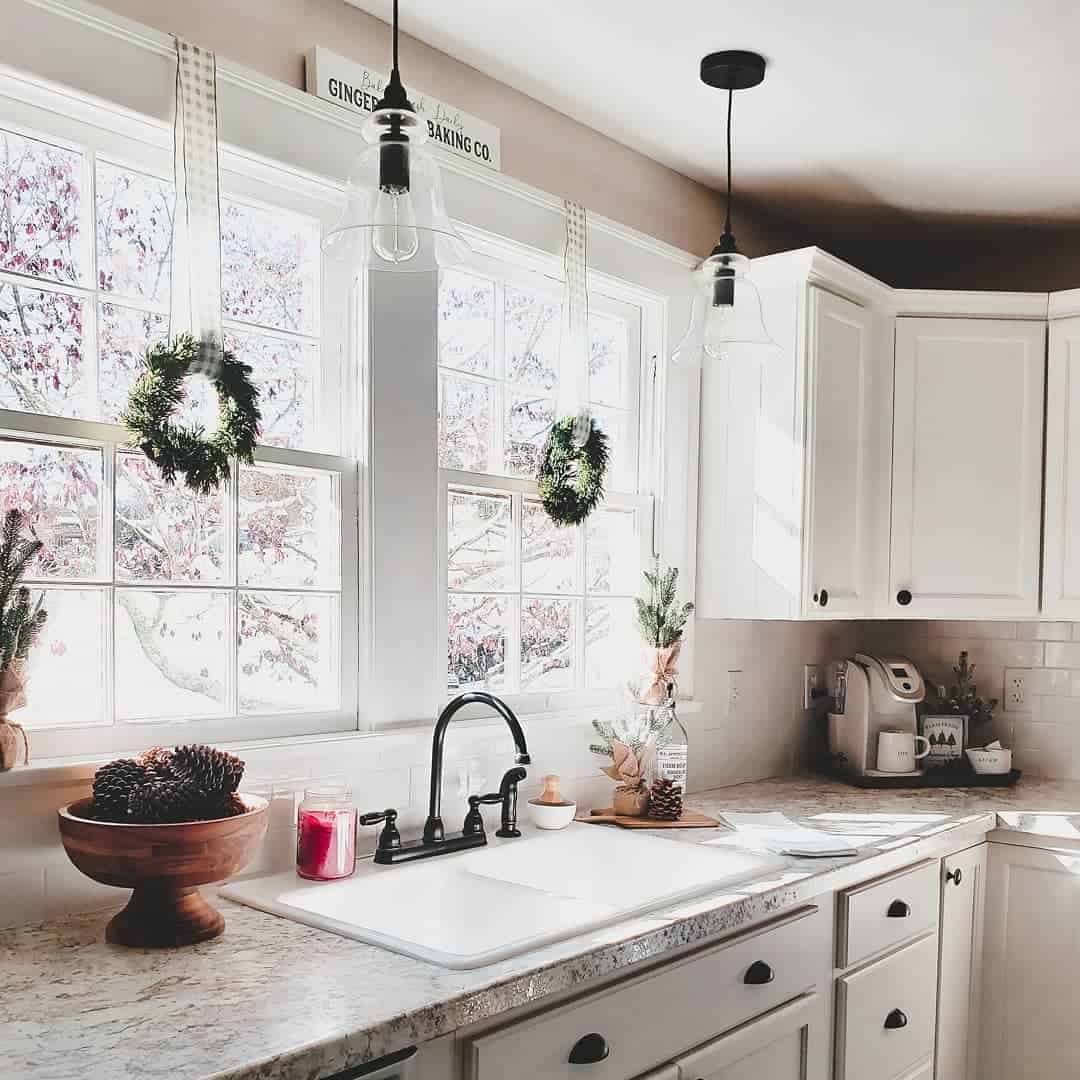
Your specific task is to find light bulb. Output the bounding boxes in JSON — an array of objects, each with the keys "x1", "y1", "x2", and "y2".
[
  {"x1": 372, "y1": 189, "x2": 420, "y2": 264},
  {"x1": 703, "y1": 291, "x2": 736, "y2": 359}
]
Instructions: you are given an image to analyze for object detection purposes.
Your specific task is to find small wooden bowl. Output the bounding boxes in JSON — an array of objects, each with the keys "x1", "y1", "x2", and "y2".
[{"x1": 58, "y1": 795, "x2": 268, "y2": 948}]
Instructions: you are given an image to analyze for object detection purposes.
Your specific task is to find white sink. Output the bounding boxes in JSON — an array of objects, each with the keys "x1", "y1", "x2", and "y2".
[{"x1": 222, "y1": 825, "x2": 784, "y2": 969}]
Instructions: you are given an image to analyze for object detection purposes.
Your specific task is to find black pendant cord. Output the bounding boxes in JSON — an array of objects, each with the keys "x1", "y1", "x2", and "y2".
[
  {"x1": 724, "y1": 87, "x2": 733, "y2": 238},
  {"x1": 392, "y1": 0, "x2": 399, "y2": 76},
  {"x1": 377, "y1": 0, "x2": 410, "y2": 112}
]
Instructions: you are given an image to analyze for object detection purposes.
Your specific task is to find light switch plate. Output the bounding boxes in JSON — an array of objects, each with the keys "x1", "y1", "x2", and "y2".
[{"x1": 804, "y1": 664, "x2": 821, "y2": 710}]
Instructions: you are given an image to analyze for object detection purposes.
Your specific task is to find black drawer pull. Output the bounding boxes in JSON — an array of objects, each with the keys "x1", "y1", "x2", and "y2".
[
  {"x1": 896, "y1": 589, "x2": 912, "y2": 606},
  {"x1": 568, "y1": 1033, "x2": 609, "y2": 1065},
  {"x1": 819, "y1": 588, "x2": 829, "y2": 607},
  {"x1": 743, "y1": 960, "x2": 775, "y2": 985},
  {"x1": 947, "y1": 867, "x2": 963, "y2": 886},
  {"x1": 887, "y1": 899, "x2": 911, "y2": 918},
  {"x1": 884, "y1": 1008, "x2": 908, "y2": 1030}
]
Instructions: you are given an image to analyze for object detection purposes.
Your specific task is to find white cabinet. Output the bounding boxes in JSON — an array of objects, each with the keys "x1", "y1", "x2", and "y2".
[
  {"x1": 979, "y1": 843, "x2": 1080, "y2": 1080},
  {"x1": 696, "y1": 248, "x2": 887, "y2": 620},
  {"x1": 888, "y1": 317, "x2": 1045, "y2": 618},
  {"x1": 935, "y1": 844, "x2": 986, "y2": 1080},
  {"x1": 1042, "y1": 314, "x2": 1080, "y2": 616},
  {"x1": 673, "y1": 991, "x2": 828, "y2": 1080}
]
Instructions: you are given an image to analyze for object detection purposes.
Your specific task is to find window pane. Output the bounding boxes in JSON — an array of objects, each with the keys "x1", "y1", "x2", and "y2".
[
  {"x1": 95, "y1": 161, "x2": 173, "y2": 304},
  {"x1": 221, "y1": 200, "x2": 319, "y2": 335},
  {"x1": 439, "y1": 269, "x2": 493, "y2": 375},
  {"x1": 439, "y1": 372, "x2": 492, "y2": 471},
  {"x1": 19, "y1": 588, "x2": 106, "y2": 729},
  {"x1": 115, "y1": 588, "x2": 229, "y2": 720},
  {"x1": 447, "y1": 489, "x2": 511, "y2": 591},
  {"x1": 505, "y1": 390, "x2": 554, "y2": 477},
  {"x1": 239, "y1": 591, "x2": 336, "y2": 712},
  {"x1": 587, "y1": 507, "x2": 639, "y2": 595},
  {"x1": 115, "y1": 453, "x2": 225, "y2": 583},
  {"x1": 505, "y1": 285, "x2": 560, "y2": 390},
  {"x1": 585, "y1": 598, "x2": 636, "y2": 689},
  {"x1": 589, "y1": 312, "x2": 631, "y2": 408},
  {"x1": 522, "y1": 499, "x2": 578, "y2": 593},
  {"x1": 99, "y1": 301, "x2": 168, "y2": 422},
  {"x1": 0, "y1": 282, "x2": 88, "y2": 418},
  {"x1": 239, "y1": 465, "x2": 337, "y2": 588},
  {"x1": 591, "y1": 405, "x2": 635, "y2": 491},
  {"x1": 226, "y1": 328, "x2": 317, "y2": 450},
  {"x1": 0, "y1": 439, "x2": 101, "y2": 578},
  {"x1": 0, "y1": 128, "x2": 83, "y2": 285},
  {"x1": 520, "y1": 596, "x2": 574, "y2": 691},
  {"x1": 447, "y1": 593, "x2": 507, "y2": 691}
]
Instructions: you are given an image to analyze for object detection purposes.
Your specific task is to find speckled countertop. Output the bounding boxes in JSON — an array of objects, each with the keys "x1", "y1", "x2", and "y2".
[{"x1": 6, "y1": 775, "x2": 1080, "y2": 1080}]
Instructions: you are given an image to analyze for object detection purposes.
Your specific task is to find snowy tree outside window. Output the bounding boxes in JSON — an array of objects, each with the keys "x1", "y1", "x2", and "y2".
[
  {"x1": 0, "y1": 122, "x2": 349, "y2": 739},
  {"x1": 439, "y1": 260, "x2": 649, "y2": 696}
]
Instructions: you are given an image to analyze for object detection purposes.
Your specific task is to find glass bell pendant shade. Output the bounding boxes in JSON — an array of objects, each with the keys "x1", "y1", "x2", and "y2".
[
  {"x1": 672, "y1": 249, "x2": 777, "y2": 367},
  {"x1": 323, "y1": 106, "x2": 470, "y2": 273}
]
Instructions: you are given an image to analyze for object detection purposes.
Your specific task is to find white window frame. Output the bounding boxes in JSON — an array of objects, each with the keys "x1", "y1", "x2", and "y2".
[{"x1": 0, "y1": 72, "x2": 362, "y2": 759}]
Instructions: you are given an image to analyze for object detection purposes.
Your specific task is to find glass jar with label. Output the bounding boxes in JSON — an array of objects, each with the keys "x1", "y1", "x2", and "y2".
[
  {"x1": 296, "y1": 783, "x2": 357, "y2": 881},
  {"x1": 653, "y1": 689, "x2": 688, "y2": 789}
]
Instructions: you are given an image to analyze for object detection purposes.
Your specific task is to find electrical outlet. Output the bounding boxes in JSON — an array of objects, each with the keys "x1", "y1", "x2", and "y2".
[
  {"x1": 804, "y1": 664, "x2": 821, "y2": 710},
  {"x1": 1006, "y1": 672, "x2": 1026, "y2": 710},
  {"x1": 727, "y1": 670, "x2": 741, "y2": 712}
]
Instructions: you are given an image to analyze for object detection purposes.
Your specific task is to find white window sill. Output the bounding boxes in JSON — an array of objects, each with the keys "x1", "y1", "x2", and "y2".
[{"x1": 0, "y1": 698, "x2": 703, "y2": 790}]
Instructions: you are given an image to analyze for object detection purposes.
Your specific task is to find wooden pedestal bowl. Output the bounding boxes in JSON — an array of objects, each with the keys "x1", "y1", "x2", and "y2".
[{"x1": 58, "y1": 795, "x2": 268, "y2": 948}]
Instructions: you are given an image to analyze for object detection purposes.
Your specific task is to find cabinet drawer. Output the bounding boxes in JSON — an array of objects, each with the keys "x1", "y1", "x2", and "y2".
[
  {"x1": 836, "y1": 934, "x2": 939, "y2": 1080},
  {"x1": 466, "y1": 905, "x2": 829, "y2": 1080},
  {"x1": 839, "y1": 860, "x2": 939, "y2": 967}
]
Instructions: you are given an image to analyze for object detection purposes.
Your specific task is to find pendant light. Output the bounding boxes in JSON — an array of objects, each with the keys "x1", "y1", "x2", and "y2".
[
  {"x1": 673, "y1": 50, "x2": 776, "y2": 366},
  {"x1": 323, "y1": 0, "x2": 469, "y2": 272}
]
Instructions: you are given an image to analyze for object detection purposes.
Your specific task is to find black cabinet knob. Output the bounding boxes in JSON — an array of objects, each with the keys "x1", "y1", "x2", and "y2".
[
  {"x1": 887, "y1": 899, "x2": 911, "y2": 918},
  {"x1": 896, "y1": 589, "x2": 912, "y2": 606},
  {"x1": 884, "y1": 1008, "x2": 909, "y2": 1030},
  {"x1": 819, "y1": 588, "x2": 829, "y2": 607},
  {"x1": 947, "y1": 867, "x2": 963, "y2": 886},
  {"x1": 743, "y1": 960, "x2": 775, "y2": 985},
  {"x1": 568, "y1": 1033, "x2": 609, "y2": 1065}
]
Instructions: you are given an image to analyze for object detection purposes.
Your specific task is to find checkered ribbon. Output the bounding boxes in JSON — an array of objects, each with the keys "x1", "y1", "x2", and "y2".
[
  {"x1": 170, "y1": 38, "x2": 224, "y2": 378},
  {"x1": 559, "y1": 200, "x2": 592, "y2": 448}
]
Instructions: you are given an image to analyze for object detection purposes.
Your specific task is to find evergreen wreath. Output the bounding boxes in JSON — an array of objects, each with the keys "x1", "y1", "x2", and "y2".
[
  {"x1": 537, "y1": 416, "x2": 609, "y2": 527},
  {"x1": 122, "y1": 333, "x2": 261, "y2": 495}
]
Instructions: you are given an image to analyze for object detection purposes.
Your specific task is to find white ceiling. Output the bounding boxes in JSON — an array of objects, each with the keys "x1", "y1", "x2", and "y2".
[{"x1": 346, "y1": 0, "x2": 1080, "y2": 228}]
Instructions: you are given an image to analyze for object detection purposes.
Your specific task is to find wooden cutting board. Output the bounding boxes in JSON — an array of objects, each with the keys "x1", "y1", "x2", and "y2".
[{"x1": 577, "y1": 807, "x2": 721, "y2": 829}]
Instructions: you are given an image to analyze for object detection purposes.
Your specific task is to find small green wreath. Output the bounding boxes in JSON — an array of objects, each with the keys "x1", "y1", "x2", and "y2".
[
  {"x1": 122, "y1": 333, "x2": 261, "y2": 495},
  {"x1": 537, "y1": 416, "x2": 609, "y2": 527}
]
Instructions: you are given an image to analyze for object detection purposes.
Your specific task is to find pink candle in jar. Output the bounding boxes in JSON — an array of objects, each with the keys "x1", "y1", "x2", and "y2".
[{"x1": 296, "y1": 785, "x2": 357, "y2": 881}]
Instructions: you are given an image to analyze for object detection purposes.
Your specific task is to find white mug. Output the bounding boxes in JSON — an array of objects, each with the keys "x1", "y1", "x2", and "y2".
[{"x1": 877, "y1": 730, "x2": 931, "y2": 773}]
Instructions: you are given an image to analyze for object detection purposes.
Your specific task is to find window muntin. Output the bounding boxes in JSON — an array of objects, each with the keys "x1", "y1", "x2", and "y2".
[
  {"x1": 439, "y1": 251, "x2": 650, "y2": 697},
  {"x1": 0, "y1": 116, "x2": 356, "y2": 746}
]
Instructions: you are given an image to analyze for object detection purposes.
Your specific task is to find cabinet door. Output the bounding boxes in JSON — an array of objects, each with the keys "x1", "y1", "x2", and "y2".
[
  {"x1": 1042, "y1": 315, "x2": 1080, "y2": 616},
  {"x1": 803, "y1": 288, "x2": 875, "y2": 618},
  {"x1": 979, "y1": 843, "x2": 1080, "y2": 1080},
  {"x1": 889, "y1": 317, "x2": 1045, "y2": 618},
  {"x1": 674, "y1": 991, "x2": 827, "y2": 1080},
  {"x1": 935, "y1": 844, "x2": 987, "y2": 1080}
]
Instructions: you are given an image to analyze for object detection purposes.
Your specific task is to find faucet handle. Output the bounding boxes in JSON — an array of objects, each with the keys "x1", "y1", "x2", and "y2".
[
  {"x1": 359, "y1": 807, "x2": 401, "y2": 852},
  {"x1": 463, "y1": 792, "x2": 502, "y2": 838}
]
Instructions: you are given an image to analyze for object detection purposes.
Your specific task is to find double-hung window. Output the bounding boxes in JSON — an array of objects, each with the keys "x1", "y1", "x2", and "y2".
[
  {"x1": 438, "y1": 242, "x2": 655, "y2": 704},
  {"x1": 0, "y1": 86, "x2": 359, "y2": 758}
]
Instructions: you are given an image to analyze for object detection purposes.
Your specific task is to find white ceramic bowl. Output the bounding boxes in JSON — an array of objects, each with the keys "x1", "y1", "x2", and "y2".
[
  {"x1": 528, "y1": 799, "x2": 577, "y2": 830},
  {"x1": 966, "y1": 747, "x2": 1013, "y2": 775}
]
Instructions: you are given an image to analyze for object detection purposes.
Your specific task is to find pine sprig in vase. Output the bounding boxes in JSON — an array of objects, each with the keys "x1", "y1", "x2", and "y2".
[
  {"x1": 0, "y1": 509, "x2": 48, "y2": 770},
  {"x1": 635, "y1": 557, "x2": 693, "y2": 705}
]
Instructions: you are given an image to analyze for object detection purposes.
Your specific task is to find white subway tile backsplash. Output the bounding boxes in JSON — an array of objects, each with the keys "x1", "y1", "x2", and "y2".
[
  {"x1": 1018, "y1": 622, "x2": 1074, "y2": 641},
  {"x1": 927, "y1": 621, "x2": 1018, "y2": 640},
  {"x1": 1044, "y1": 642, "x2": 1080, "y2": 668}
]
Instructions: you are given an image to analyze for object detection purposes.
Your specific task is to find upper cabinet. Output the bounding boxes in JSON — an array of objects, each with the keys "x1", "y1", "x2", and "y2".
[
  {"x1": 696, "y1": 250, "x2": 889, "y2": 620},
  {"x1": 888, "y1": 317, "x2": 1045, "y2": 619}
]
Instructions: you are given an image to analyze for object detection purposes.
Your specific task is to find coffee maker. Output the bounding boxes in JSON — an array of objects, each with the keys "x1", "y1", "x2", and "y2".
[{"x1": 829, "y1": 653, "x2": 926, "y2": 776}]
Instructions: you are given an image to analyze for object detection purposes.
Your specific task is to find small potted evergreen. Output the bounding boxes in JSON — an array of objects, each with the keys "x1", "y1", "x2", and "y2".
[{"x1": 635, "y1": 558, "x2": 694, "y2": 705}]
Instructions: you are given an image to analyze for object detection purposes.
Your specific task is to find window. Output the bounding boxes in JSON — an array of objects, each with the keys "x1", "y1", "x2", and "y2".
[
  {"x1": 0, "y1": 112, "x2": 358, "y2": 755},
  {"x1": 438, "y1": 250, "x2": 652, "y2": 699}
]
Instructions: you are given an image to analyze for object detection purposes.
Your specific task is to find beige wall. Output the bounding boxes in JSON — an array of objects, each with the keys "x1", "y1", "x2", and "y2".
[{"x1": 88, "y1": 0, "x2": 807, "y2": 260}]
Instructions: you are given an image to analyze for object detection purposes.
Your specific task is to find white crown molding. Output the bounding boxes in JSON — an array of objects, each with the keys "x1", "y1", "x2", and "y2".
[
  {"x1": 893, "y1": 288, "x2": 1050, "y2": 320},
  {"x1": 1048, "y1": 288, "x2": 1080, "y2": 320}
]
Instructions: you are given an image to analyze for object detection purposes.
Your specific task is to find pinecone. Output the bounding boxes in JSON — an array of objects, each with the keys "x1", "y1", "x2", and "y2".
[
  {"x1": 169, "y1": 744, "x2": 245, "y2": 796},
  {"x1": 91, "y1": 758, "x2": 149, "y2": 816},
  {"x1": 128, "y1": 779, "x2": 208, "y2": 824},
  {"x1": 205, "y1": 792, "x2": 249, "y2": 819},
  {"x1": 136, "y1": 746, "x2": 176, "y2": 780},
  {"x1": 647, "y1": 777, "x2": 683, "y2": 821}
]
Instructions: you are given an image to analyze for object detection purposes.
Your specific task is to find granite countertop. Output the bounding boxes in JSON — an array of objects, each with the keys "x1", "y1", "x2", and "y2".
[{"x1": 6, "y1": 775, "x2": 1080, "y2": 1080}]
